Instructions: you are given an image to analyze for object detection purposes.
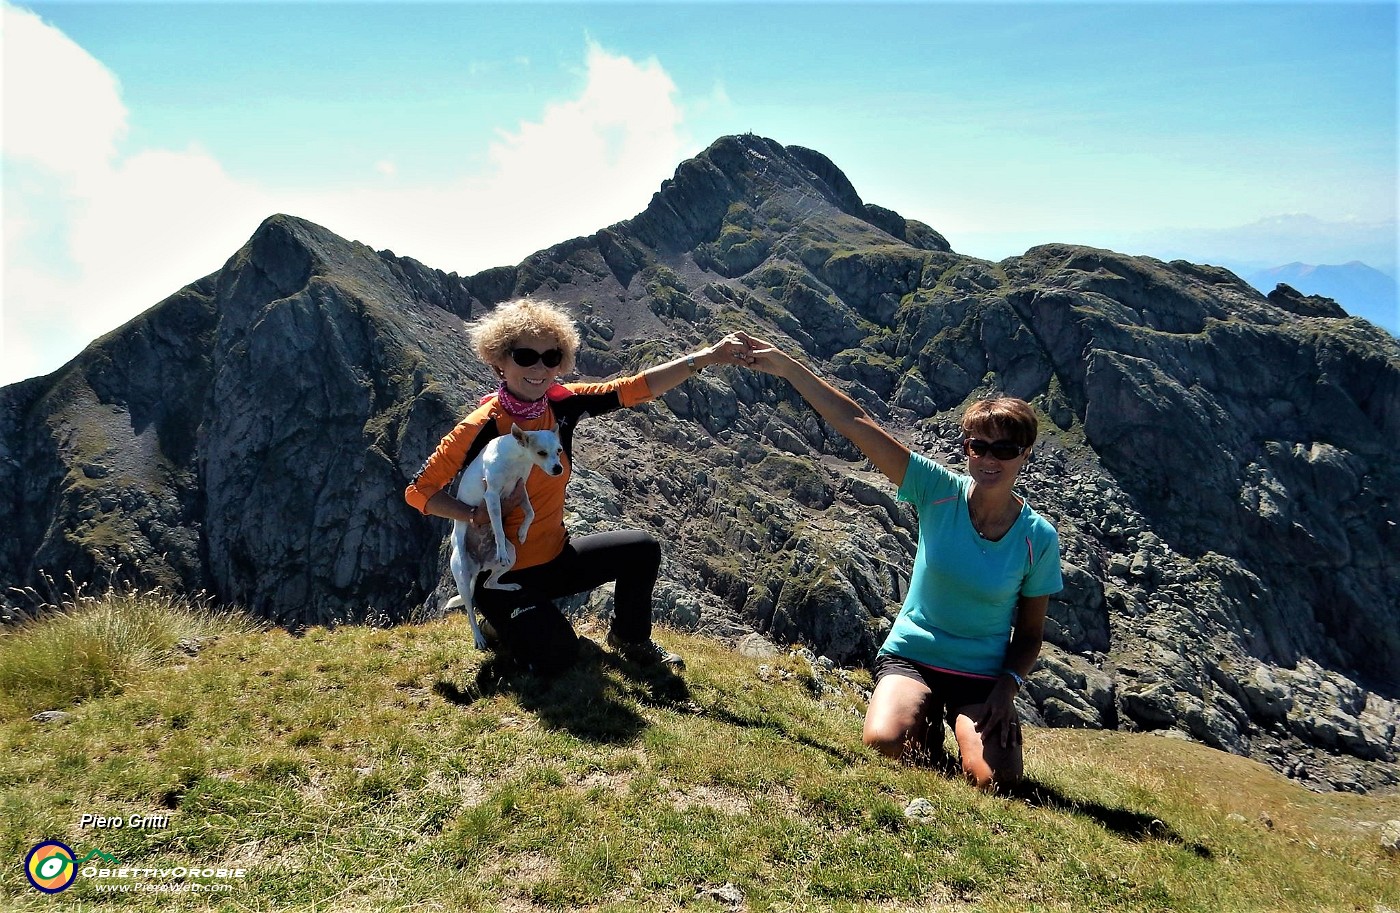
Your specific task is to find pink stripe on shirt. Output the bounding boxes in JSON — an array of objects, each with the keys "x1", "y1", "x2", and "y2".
[{"x1": 913, "y1": 658, "x2": 999, "y2": 681}]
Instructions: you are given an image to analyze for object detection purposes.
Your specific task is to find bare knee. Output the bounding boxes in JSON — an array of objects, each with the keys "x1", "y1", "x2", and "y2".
[
  {"x1": 953, "y1": 709, "x2": 1023, "y2": 791},
  {"x1": 862, "y1": 722, "x2": 908, "y2": 760},
  {"x1": 961, "y1": 757, "x2": 1021, "y2": 792},
  {"x1": 864, "y1": 672, "x2": 936, "y2": 762},
  {"x1": 961, "y1": 758, "x2": 996, "y2": 791}
]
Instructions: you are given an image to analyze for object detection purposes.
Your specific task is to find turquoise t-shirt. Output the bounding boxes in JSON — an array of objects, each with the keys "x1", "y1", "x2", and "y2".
[{"x1": 880, "y1": 452, "x2": 1063, "y2": 677}]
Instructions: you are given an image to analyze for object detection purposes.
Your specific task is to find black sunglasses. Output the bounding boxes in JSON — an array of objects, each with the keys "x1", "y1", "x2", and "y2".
[
  {"x1": 509, "y1": 347, "x2": 564, "y2": 368},
  {"x1": 963, "y1": 438, "x2": 1026, "y2": 461}
]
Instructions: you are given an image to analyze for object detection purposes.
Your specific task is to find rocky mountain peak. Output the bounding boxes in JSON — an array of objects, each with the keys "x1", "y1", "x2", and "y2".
[
  {"x1": 627, "y1": 134, "x2": 949, "y2": 256},
  {"x1": 3, "y1": 136, "x2": 1397, "y2": 790},
  {"x1": 1266, "y1": 282, "x2": 1351, "y2": 320}
]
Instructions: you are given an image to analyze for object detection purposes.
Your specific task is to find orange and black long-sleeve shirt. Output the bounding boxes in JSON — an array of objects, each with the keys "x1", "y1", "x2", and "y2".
[{"x1": 404, "y1": 374, "x2": 654, "y2": 571}]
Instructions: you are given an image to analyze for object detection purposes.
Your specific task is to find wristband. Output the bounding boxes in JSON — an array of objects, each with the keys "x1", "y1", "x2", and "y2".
[
  {"x1": 1002, "y1": 669, "x2": 1025, "y2": 689},
  {"x1": 686, "y1": 354, "x2": 700, "y2": 373}
]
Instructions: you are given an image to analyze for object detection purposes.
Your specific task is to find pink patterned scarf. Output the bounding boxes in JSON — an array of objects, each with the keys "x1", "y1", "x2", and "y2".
[{"x1": 483, "y1": 382, "x2": 564, "y2": 420}]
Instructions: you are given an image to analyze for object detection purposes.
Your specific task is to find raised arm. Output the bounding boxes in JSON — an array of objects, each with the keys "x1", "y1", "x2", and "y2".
[
  {"x1": 738, "y1": 331, "x2": 911, "y2": 488},
  {"x1": 639, "y1": 333, "x2": 756, "y2": 399}
]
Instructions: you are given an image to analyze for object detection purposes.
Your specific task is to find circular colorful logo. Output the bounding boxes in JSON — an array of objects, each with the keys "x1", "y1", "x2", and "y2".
[{"x1": 25, "y1": 841, "x2": 78, "y2": 893}]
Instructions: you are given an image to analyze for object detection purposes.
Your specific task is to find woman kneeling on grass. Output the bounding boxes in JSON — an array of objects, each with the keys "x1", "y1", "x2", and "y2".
[
  {"x1": 405, "y1": 298, "x2": 754, "y2": 676},
  {"x1": 739, "y1": 332, "x2": 1062, "y2": 790}
]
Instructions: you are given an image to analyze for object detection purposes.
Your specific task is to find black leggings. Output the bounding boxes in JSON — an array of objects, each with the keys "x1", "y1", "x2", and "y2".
[{"x1": 473, "y1": 529, "x2": 661, "y2": 675}]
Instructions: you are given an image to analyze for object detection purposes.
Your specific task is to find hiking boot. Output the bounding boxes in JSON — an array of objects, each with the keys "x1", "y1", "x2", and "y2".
[
  {"x1": 606, "y1": 631, "x2": 684, "y2": 669},
  {"x1": 477, "y1": 616, "x2": 502, "y2": 649}
]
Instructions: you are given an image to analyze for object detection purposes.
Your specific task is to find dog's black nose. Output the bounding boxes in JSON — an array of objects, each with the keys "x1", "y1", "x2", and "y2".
[{"x1": 551, "y1": 466, "x2": 563, "y2": 475}]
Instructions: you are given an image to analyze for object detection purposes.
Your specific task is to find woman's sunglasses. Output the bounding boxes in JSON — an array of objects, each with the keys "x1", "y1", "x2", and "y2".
[
  {"x1": 963, "y1": 438, "x2": 1027, "y2": 461},
  {"x1": 510, "y1": 347, "x2": 564, "y2": 368}
]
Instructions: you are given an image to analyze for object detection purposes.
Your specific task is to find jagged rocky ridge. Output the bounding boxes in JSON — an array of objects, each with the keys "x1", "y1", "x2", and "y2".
[{"x1": 2, "y1": 135, "x2": 1397, "y2": 791}]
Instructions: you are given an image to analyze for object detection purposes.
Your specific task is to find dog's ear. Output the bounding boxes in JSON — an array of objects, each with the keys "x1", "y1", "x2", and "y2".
[{"x1": 511, "y1": 423, "x2": 528, "y2": 444}]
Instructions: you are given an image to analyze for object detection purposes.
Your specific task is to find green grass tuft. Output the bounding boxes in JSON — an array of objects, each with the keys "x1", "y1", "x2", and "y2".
[{"x1": 0, "y1": 588, "x2": 261, "y2": 718}]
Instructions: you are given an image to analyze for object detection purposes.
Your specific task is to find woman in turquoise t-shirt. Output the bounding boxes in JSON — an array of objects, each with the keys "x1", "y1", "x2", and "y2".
[{"x1": 739, "y1": 332, "x2": 1062, "y2": 789}]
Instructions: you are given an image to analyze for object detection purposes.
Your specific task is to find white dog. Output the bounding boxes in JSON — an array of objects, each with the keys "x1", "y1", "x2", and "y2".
[{"x1": 444, "y1": 423, "x2": 564, "y2": 649}]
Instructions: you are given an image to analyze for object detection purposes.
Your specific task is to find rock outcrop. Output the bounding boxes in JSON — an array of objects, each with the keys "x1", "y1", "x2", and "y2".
[
  {"x1": 0, "y1": 217, "x2": 492, "y2": 626},
  {"x1": 2, "y1": 134, "x2": 1396, "y2": 789}
]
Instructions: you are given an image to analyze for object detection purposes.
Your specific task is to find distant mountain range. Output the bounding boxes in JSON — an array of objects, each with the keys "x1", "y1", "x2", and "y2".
[{"x1": 1245, "y1": 261, "x2": 1398, "y2": 335}]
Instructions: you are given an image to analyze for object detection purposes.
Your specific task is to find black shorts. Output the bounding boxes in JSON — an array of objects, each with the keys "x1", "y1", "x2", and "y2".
[{"x1": 874, "y1": 652, "x2": 1000, "y2": 729}]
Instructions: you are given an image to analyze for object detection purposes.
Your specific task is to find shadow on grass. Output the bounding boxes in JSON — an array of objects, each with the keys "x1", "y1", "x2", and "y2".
[
  {"x1": 1003, "y1": 778, "x2": 1214, "y2": 859},
  {"x1": 697, "y1": 703, "x2": 863, "y2": 766},
  {"x1": 432, "y1": 639, "x2": 692, "y2": 744}
]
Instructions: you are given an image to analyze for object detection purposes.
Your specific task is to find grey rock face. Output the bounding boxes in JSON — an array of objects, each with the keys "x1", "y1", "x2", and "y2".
[
  {"x1": 2, "y1": 134, "x2": 1396, "y2": 788},
  {"x1": 1382, "y1": 819, "x2": 1400, "y2": 855},
  {"x1": 2, "y1": 216, "x2": 498, "y2": 627}
]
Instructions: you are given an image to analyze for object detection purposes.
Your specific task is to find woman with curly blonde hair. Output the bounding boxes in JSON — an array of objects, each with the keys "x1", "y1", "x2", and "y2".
[{"x1": 406, "y1": 298, "x2": 753, "y2": 674}]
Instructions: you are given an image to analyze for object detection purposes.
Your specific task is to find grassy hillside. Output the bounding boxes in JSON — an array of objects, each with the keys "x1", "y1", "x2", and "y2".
[{"x1": 2, "y1": 594, "x2": 1396, "y2": 912}]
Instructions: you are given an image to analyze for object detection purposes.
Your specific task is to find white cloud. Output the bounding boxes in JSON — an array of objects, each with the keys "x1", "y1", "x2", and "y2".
[
  {"x1": 282, "y1": 41, "x2": 686, "y2": 274},
  {"x1": 2, "y1": 144, "x2": 268, "y2": 383},
  {"x1": 689, "y1": 81, "x2": 732, "y2": 119},
  {"x1": 487, "y1": 42, "x2": 682, "y2": 226},
  {"x1": 1, "y1": 4, "x2": 125, "y2": 187},
  {"x1": 1, "y1": 15, "x2": 690, "y2": 386},
  {"x1": 68, "y1": 146, "x2": 273, "y2": 304},
  {"x1": 2, "y1": 4, "x2": 274, "y2": 384}
]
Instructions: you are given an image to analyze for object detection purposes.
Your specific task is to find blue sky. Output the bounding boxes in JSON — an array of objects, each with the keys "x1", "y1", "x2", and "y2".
[{"x1": 3, "y1": 1, "x2": 1396, "y2": 384}]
